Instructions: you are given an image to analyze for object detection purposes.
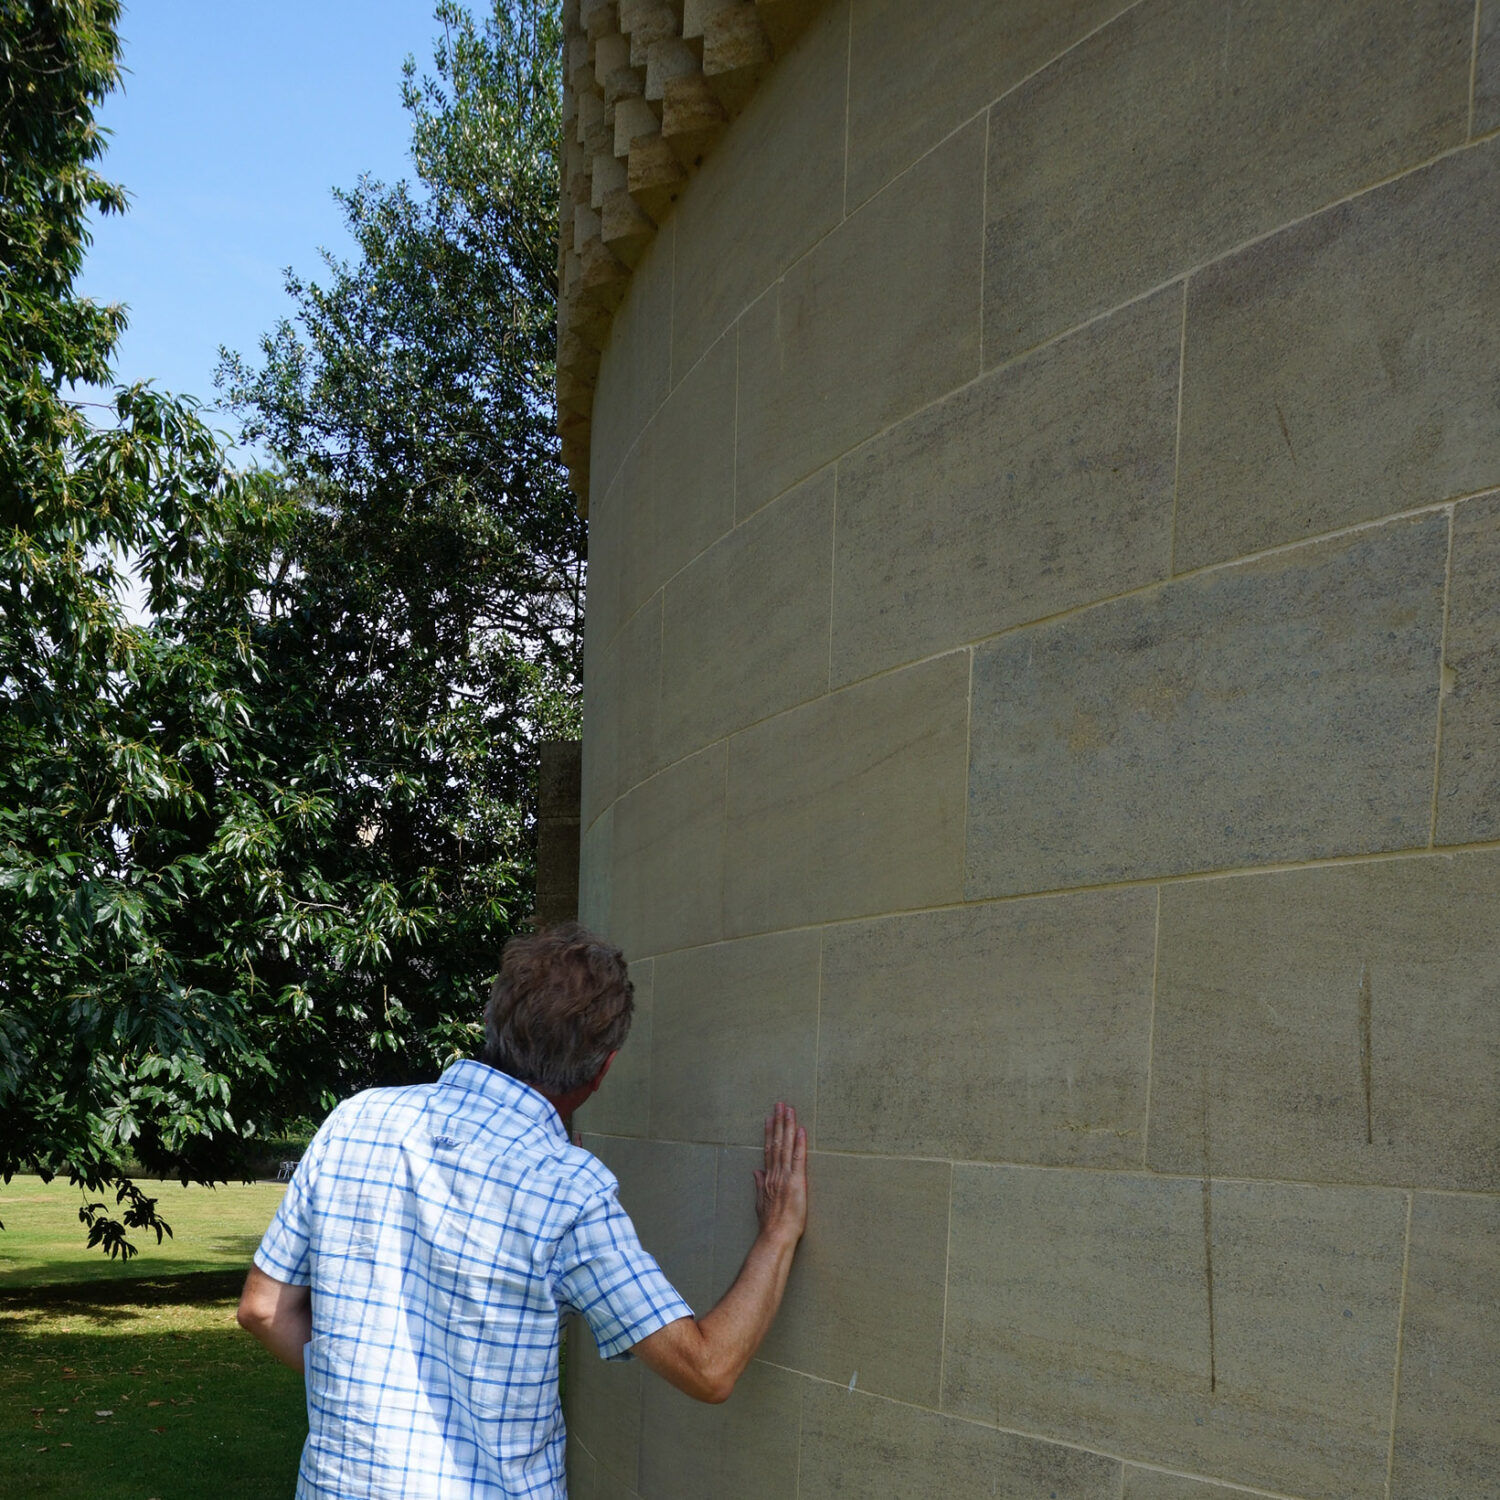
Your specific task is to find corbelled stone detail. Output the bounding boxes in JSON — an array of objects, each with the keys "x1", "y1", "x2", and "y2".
[{"x1": 557, "y1": 0, "x2": 827, "y2": 511}]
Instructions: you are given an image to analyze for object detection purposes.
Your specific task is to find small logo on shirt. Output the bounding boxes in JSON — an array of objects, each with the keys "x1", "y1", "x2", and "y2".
[{"x1": 433, "y1": 1135, "x2": 463, "y2": 1150}]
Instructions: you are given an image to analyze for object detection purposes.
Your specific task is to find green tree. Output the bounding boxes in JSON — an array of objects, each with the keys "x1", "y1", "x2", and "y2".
[
  {"x1": 1, "y1": 0, "x2": 577, "y2": 1256},
  {"x1": 0, "y1": 0, "x2": 295, "y2": 1253},
  {"x1": 215, "y1": 0, "x2": 581, "y2": 1121}
]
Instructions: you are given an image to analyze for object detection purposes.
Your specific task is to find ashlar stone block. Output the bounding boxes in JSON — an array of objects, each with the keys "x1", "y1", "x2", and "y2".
[
  {"x1": 586, "y1": 1134, "x2": 718, "y2": 1311},
  {"x1": 817, "y1": 887, "x2": 1156, "y2": 1166},
  {"x1": 578, "y1": 806, "x2": 612, "y2": 938},
  {"x1": 610, "y1": 741, "x2": 725, "y2": 960},
  {"x1": 565, "y1": 1316, "x2": 642, "y2": 1488},
  {"x1": 714, "y1": 1148, "x2": 951, "y2": 1407},
  {"x1": 984, "y1": 0, "x2": 1473, "y2": 365},
  {"x1": 650, "y1": 929, "x2": 819, "y2": 1148},
  {"x1": 943, "y1": 1167, "x2": 1408, "y2": 1500},
  {"x1": 1435, "y1": 491, "x2": 1500, "y2": 844},
  {"x1": 965, "y1": 514, "x2": 1448, "y2": 898},
  {"x1": 845, "y1": 0, "x2": 1131, "y2": 210},
  {"x1": 735, "y1": 117, "x2": 983, "y2": 517},
  {"x1": 658, "y1": 466, "x2": 833, "y2": 767},
  {"x1": 577, "y1": 957, "x2": 653, "y2": 1139},
  {"x1": 565, "y1": 1436, "x2": 597, "y2": 1500},
  {"x1": 1389, "y1": 1192, "x2": 1500, "y2": 1499},
  {"x1": 670, "y1": 0, "x2": 848, "y2": 376},
  {"x1": 594, "y1": 1475, "x2": 639, "y2": 1500},
  {"x1": 639, "y1": 1359, "x2": 803, "y2": 1500},
  {"x1": 1177, "y1": 137, "x2": 1500, "y2": 569},
  {"x1": 832, "y1": 285, "x2": 1179, "y2": 686},
  {"x1": 725, "y1": 650, "x2": 969, "y2": 934},
  {"x1": 591, "y1": 225, "x2": 673, "y2": 498},
  {"x1": 1478, "y1": 1, "x2": 1500, "y2": 137},
  {"x1": 638, "y1": 330, "x2": 736, "y2": 610},
  {"x1": 798, "y1": 1381, "x2": 1120, "y2": 1500},
  {"x1": 581, "y1": 581, "x2": 663, "y2": 829},
  {"x1": 1148, "y1": 853, "x2": 1500, "y2": 1192},
  {"x1": 1122, "y1": 1471, "x2": 1256, "y2": 1500}
]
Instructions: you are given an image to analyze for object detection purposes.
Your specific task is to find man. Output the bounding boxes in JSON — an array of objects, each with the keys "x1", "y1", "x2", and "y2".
[{"x1": 237, "y1": 923, "x2": 808, "y2": 1498}]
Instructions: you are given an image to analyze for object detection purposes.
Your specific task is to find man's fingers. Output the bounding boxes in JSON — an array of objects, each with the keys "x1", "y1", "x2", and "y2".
[
  {"x1": 792, "y1": 1124, "x2": 807, "y2": 1166},
  {"x1": 779, "y1": 1104, "x2": 797, "y2": 1169}
]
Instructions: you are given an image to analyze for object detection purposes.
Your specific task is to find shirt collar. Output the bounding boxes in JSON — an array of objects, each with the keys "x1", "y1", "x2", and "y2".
[{"x1": 438, "y1": 1058, "x2": 567, "y2": 1141}]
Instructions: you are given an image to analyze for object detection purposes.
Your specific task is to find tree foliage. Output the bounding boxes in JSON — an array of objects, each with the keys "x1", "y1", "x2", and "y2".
[
  {"x1": 1, "y1": 0, "x2": 294, "y2": 1250},
  {"x1": 215, "y1": 0, "x2": 581, "y2": 1117},
  {"x1": 1, "y1": 0, "x2": 579, "y2": 1253}
]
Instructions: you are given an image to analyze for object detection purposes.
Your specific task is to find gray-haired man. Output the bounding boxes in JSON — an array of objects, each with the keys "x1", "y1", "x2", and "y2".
[{"x1": 238, "y1": 922, "x2": 808, "y2": 1498}]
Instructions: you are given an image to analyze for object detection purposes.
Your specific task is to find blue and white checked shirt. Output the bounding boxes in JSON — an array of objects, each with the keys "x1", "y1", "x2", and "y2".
[{"x1": 255, "y1": 1059, "x2": 692, "y2": 1500}]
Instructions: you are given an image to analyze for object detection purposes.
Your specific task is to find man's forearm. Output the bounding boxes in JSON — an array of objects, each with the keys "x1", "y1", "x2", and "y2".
[
  {"x1": 697, "y1": 1226, "x2": 800, "y2": 1391},
  {"x1": 237, "y1": 1264, "x2": 312, "y2": 1374},
  {"x1": 632, "y1": 1101, "x2": 808, "y2": 1402},
  {"x1": 633, "y1": 1228, "x2": 798, "y2": 1403}
]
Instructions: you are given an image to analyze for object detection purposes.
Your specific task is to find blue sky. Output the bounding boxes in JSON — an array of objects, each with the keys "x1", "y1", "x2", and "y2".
[{"x1": 79, "y1": 1, "x2": 451, "y2": 444}]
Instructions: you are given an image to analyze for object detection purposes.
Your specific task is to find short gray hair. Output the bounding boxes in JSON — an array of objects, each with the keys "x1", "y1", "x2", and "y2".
[{"x1": 481, "y1": 923, "x2": 633, "y2": 1093}]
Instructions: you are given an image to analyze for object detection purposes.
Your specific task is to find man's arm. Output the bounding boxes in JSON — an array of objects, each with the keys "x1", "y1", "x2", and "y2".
[
  {"x1": 237, "y1": 1263, "x2": 312, "y2": 1374},
  {"x1": 631, "y1": 1100, "x2": 807, "y2": 1404}
]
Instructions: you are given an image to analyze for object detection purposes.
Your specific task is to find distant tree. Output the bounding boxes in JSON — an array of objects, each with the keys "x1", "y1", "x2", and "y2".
[{"x1": 215, "y1": 0, "x2": 581, "y2": 1120}]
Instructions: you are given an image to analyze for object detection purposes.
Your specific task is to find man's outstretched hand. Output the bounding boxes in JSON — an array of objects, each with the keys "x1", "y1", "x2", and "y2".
[{"x1": 754, "y1": 1100, "x2": 808, "y2": 1248}]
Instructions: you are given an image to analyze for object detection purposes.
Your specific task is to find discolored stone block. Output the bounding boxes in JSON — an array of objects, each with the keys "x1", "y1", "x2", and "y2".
[
  {"x1": 639, "y1": 1359, "x2": 803, "y2": 1500},
  {"x1": 845, "y1": 0, "x2": 1131, "y2": 210},
  {"x1": 670, "y1": 0, "x2": 849, "y2": 376},
  {"x1": 1177, "y1": 138, "x2": 1500, "y2": 569},
  {"x1": 714, "y1": 1148, "x2": 951, "y2": 1407},
  {"x1": 565, "y1": 1316, "x2": 642, "y2": 1487},
  {"x1": 1436, "y1": 492, "x2": 1500, "y2": 844},
  {"x1": 818, "y1": 887, "x2": 1156, "y2": 1166},
  {"x1": 577, "y1": 957, "x2": 653, "y2": 1138},
  {"x1": 984, "y1": 0, "x2": 1473, "y2": 365},
  {"x1": 725, "y1": 650, "x2": 969, "y2": 934},
  {"x1": 586, "y1": 1134, "x2": 718, "y2": 1311},
  {"x1": 798, "y1": 1381, "x2": 1121, "y2": 1500},
  {"x1": 659, "y1": 466, "x2": 833, "y2": 766},
  {"x1": 610, "y1": 742, "x2": 725, "y2": 959},
  {"x1": 1478, "y1": 1, "x2": 1500, "y2": 137},
  {"x1": 1389, "y1": 1192, "x2": 1500, "y2": 1499},
  {"x1": 965, "y1": 514, "x2": 1448, "y2": 898},
  {"x1": 832, "y1": 285, "x2": 1179, "y2": 686},
  {"x1": 1147, "y1": 854, "x2": 1500, "y2": 1191},
  {"x1": 735, "y1": 117, "x2": 984, "y2": 517},
  {"x1": 592, "y1": 226, "x2": 674, "y2": 498},
  {"x1": 943, "y1": 1167, "x2": 1407, "y2": 1500},
  {"x1": 650, "y1": 929, "x2": 820, "y2": 1148}
]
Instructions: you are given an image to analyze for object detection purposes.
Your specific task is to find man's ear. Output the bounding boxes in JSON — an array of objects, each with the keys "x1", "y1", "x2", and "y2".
[{"x1": 589, "y1": 1050, "x2": 619, "y2": 1095}]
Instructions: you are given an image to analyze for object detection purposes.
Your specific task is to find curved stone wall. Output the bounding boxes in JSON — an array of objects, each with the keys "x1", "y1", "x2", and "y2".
[{"x1": 567, "y1": 3, "x2": 1500, "y2": 1497}]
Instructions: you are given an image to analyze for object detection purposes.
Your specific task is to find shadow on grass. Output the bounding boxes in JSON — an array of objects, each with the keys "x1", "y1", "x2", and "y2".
[
  {"x1": 0, "y1": 1269, "x2": 246, "y2": 1330},
  {"x1": 1, "y1": 1310, "x2": 307, "y2": 1500}
]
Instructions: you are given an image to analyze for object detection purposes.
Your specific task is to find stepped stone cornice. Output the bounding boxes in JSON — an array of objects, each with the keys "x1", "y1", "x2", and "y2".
[{"x1": 557, "y1": 0, "x2": 828, "y2": 512}]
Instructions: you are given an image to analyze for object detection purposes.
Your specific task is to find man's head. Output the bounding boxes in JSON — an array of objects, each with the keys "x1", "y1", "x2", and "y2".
[{"x1": 482, "y1": 923, "x2": 633, "y2": 1095}]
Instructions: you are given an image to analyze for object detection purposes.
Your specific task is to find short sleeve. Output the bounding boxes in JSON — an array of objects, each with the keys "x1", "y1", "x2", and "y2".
[
  {"x1": 253, "y1": 1136, "x2": 319, "y2": 1285},
  {"x1": 553, "y1": 1186, "x2": 694, "y2": 1361}
]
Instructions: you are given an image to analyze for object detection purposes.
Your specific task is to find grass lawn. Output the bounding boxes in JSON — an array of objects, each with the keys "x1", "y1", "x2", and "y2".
[{"x1": 1, "y1": 1177, "x2": 307, "y2": 1499}]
